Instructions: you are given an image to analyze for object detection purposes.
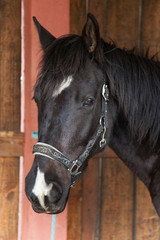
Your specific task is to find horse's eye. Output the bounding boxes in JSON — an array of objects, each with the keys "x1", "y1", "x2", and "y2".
[{"x1": 83, "y1": 97, "x2": 95, "y2": 107}]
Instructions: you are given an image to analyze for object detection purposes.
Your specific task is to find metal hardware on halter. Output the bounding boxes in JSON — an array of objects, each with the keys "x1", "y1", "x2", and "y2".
[
  {"x1": 99, "y1": 122, "x2": 106, "y2": 148},
  {"x1": 69, "y1": 160, "x2": 82, "y2": 186},
  {"x1": 32, "y1": 83, "x2": 109, "y2": 187},
  {"x1": 99, "y1": 84, "x2": 109, "y2": 148},
  {"x1": 69, "y1": 160, "x2": 81, "y2": 175},
  {"x1": 102, "y1": 84, "x2": 109, "y2": 102}
]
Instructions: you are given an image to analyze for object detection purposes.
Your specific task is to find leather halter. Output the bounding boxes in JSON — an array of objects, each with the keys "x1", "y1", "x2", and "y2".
[{"x1": 33, "y1": 83, "x2": 109, "y2": 186}]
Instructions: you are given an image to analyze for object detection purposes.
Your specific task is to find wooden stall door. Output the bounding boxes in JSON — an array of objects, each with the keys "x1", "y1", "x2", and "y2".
[
  {"x1": 0, "y1": 0, "x2": 21, "y2": 239},
  {"x1": 68, "y1": 1, "x2": 160, "y2": 240}
]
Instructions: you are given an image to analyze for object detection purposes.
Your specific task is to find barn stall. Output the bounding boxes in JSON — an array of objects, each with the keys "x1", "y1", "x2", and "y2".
[{"x1": 0, "y1": 0, "x2": 160, "y2": 239}]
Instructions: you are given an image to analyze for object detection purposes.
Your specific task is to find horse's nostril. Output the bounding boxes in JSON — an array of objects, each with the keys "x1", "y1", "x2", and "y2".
[
  {"x1": 44, "y1": 195, "x2": 49, "y2": 206},
  {"x1": 50, "y1": 182, "x2": 62, "y2": 203}
]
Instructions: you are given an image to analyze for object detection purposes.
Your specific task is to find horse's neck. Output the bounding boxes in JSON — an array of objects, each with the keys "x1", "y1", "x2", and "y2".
[
  {"x1": 108, "y1": 118, "x2": 160, "y2": 188},
  {"x1": 109, "y1": 116, "x2": 160, "y2": 216}
]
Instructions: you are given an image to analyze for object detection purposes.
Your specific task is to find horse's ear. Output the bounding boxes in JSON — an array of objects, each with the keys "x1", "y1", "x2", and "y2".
[
  {"x1": 33, "y1": 17, "x2": 56, "y2": 50},
  {"x1": 82, "y1": 13, "x2": 101, "y2": 53}
]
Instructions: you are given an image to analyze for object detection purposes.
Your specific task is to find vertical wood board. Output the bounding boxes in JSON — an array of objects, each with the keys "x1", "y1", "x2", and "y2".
[
  {"x1": 0, "y1": 0, "x2": 21, "y2": 131},
  {"x1": 68, "y1": 3, "x2": 86, "y2": 239},
  {"x1": 0, "y1": 0, "x2": 21, "y2": 239},
  {"x1": 104, "y1": 0, "x2": 140, "y2": 48},
  {"x1": 88, "y1": 0, "x2": 107, "y2": 38},
  {"x1": 82, "y1": 158, "x2": 103, "y2": 240},
  {"x1": 67, "y1": 178, "x2": 83, "y2": 240},
  {"x1": 140, "y1": 0, "x2": 160, "y2": 55},
  {"x1": 135, "y1": 179, "x2": 160, "y2": 240},
  {"x1": 101, "y1": 156, "x2": 133, "y2": 240},
  {"x1": 88, "y1": 0, "x2": 140, "y2": 45},
  {"x1": 0, "y1": 158, "x2": 19, "y2": 240},
  {"x1": 70, "y1": 0, "x2": 86, "y2": 35}
]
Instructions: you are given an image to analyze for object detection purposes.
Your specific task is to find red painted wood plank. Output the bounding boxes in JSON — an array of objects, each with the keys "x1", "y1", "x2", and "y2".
[{"x1": 21, "y1": 1, "x2": 70, "y2": 240}]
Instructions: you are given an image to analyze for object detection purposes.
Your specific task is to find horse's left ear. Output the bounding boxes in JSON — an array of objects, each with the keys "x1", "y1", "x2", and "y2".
[
  {"x1": 82, "y1": 13, "x2": 101, "y2": 53},
  {"x1": 33, "y1": 17, "x2": 56, "y2": 50}
]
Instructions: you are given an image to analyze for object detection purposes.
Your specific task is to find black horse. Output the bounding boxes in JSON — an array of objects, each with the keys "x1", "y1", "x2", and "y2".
[{"x1": 25, "y1": 14, "x2": 160, "y2": 216}]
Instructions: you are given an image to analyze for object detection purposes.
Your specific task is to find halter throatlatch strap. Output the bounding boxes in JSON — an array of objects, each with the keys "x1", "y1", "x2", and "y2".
[{"x1": 33, "y1": 83, "x2": 109, "y2": 187}]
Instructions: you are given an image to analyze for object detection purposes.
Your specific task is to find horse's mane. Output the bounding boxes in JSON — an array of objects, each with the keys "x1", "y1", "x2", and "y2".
[
  {"x1": 103, "y1": 41, "x2": 160, "y2": 147},
  {"x1": 36, "y1": 34, "x2": 160, "y2": 147}
]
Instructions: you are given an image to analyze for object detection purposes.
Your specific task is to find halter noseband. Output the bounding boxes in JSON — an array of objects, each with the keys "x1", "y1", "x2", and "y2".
[{"x1": 33, "y1": 83, "x2": 109, "y2": 187}]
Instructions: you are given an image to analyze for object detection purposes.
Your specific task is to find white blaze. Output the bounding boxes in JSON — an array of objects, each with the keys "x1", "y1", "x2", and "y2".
[
  {"x1": 52, "y1": 75, "x2": 73, "y2": 98},
  {"x1": 32, "y1": 166, "x2": 53, "y2": 210}
]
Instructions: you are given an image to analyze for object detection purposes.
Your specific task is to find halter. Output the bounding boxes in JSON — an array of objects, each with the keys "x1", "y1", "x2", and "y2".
[{"x1": 33, "y1": 83, "x2": 109, "y2": 186}]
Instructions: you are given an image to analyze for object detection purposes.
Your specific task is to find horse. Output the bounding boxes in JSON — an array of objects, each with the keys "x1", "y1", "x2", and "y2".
[{"x1": 25, "y1": 13, "x2": 160, "y2": 216}]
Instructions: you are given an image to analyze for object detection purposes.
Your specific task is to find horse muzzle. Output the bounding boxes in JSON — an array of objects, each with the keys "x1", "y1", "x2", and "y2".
[
  {"x1": 25, "y1": 165, "x2": 70, "y2": 214},
  {"x1": 26, "y1": 184, "x2": 69, "y2": 214}
]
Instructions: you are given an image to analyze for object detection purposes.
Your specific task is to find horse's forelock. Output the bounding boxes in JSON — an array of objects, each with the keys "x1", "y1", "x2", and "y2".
[{"x1": 35, "y1": 35, "x2": 89, "y2": 100}]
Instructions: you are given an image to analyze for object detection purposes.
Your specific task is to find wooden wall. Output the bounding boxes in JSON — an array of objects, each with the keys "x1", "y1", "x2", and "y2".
[
  {"x1": 0, "y1": 0, "x2": 21, "y2": 239},
  {"x1": 68, "y1": 1, "x2": 160, "y2": 239}
]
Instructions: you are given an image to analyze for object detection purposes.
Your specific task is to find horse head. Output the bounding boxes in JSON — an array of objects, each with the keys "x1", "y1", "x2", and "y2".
[{"x1": 25, "y1": 14, "x2": 113, "y2": 214}]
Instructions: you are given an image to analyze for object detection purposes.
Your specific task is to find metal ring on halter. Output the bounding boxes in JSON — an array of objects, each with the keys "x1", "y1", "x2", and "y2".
[
  {"x1": 99, "y1": 126, "x2": 106, "y2": 148},
  {"x1": 69, "y1": 160, "x2": 81, "y2": 175}
]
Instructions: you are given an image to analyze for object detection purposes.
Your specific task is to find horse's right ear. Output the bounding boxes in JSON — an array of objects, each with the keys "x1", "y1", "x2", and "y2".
[
  {"x1": 82, "y1": 13, "x2": 101, "y2": 54},
  {"x1": 33, "y1": 17, "x2": 56, "y2": 50}
]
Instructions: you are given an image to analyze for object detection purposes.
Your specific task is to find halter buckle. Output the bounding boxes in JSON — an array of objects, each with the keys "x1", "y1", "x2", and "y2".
[
  {"x1": 69, "y1": 160, "x2": 82, "y2": 187},
  {"x1": 69, "y1": 160, "x2": 81, "y2": 175}
]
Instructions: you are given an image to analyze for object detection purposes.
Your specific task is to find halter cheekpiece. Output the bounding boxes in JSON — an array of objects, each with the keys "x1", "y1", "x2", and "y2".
[{"x1": 33, "y1": 83, "x2": 109, "y2": 187}]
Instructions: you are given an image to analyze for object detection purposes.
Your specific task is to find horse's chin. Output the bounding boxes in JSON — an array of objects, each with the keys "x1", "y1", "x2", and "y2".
[
  {"x1": 31, "y1": 203, "x2": 66, "y2": 214},
  {"x1": 31, "y1": 195, "x2": 68, "y2": 214},
  {"x1": 31, "y1": 204, "x2": 45, "y2": 214},
  {"x1": 36, "y1": 209, "x2": 65, "y2": 215}
]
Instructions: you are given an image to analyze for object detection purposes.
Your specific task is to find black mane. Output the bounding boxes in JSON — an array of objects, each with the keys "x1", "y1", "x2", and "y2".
[
  {"x1": 103, "y1": 42, "x2": 160, "y2": 147},
  {"x1": 36, "y1": 34, "x2": 160, "y2": 147}
]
